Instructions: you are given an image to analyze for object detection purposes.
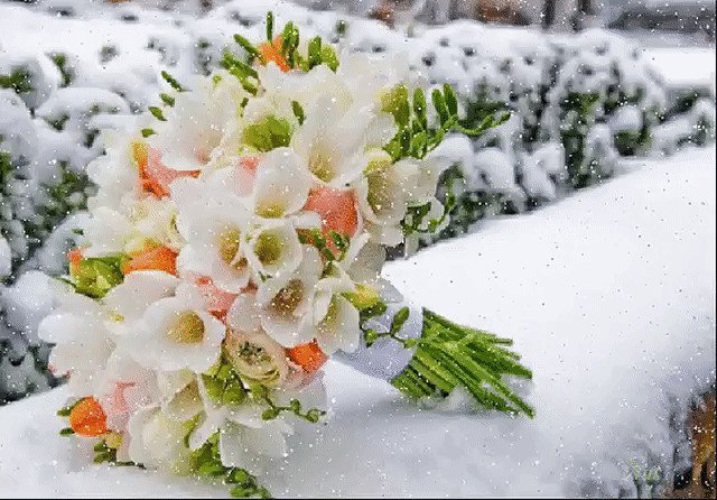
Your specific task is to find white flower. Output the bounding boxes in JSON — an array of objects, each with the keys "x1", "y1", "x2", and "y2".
[
  {"x1": 37, "y1": 282, "x2": 115, "y2": 395},
  {"x1": 80, "y1": 206, "x2": 133, "y2": 257},
  {"x1": 245, "y1": 219, "x2": 303, "y2": 280},
  {"x1": 86, "y1": 128, "x2": 144, "y2": 212},
  {"x1": 127, "y1": 405, "x2": 193, "y2": 474},
  {"x1": 225, "y1": 290, "x2": 262, "y2": 336},
  {"x1": 123, "y1": 196, "x2": 184, "y2": 253},
  {"x1": 340, "y1": 233, "x2": 402, "y2": 304},
  {"x1": 103, "y1": 270, "x2": 180, "y2": 335},
  {"x1": 354, "y1": 151, "x2": 446, "y2": 247},
  {"x1": 148, "y1": 73, "x2": 248, "y2": 172},
  {"x1": 313, "y1": 263, "x2": 361, "y2": 354},
  {"x1": 249, "y1": 148, "x2": 312, "y2": 219},
  {"x1": 125, "y1": 283, "x2": 225, "y2": 373},
  {"x1": 96, "y1": 351, "x2": 161, "y2": 433},
  {"x1": 337, "y1": 51, "x2": 412, "y2": 111},
  {"x1": 188, "y1": 378, "x2": 292, "y2": 475},
  {"x1": 291, "y1": 94, "x2": 396, "y2": 188},
  {"x1": 172, "y1": 177, "x2": 253, "y2": 293},
  {"x1": 252, "y1": 63, "x2": 346, "y2": 118},
  {"x1": 253, "y1": 245, "x2": 323, "y2": 347}
]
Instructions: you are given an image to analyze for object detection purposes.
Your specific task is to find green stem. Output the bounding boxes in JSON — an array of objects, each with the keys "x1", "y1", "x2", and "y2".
[{"x1": 390, "y1": 308, "x2": 534, "y2": 418}]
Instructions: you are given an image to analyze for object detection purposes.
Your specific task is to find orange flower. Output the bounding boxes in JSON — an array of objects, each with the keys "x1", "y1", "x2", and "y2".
[
  {"x1": 132, "y1": 143, "x2": 198, "y2": 198},
  {"x1": 303, "y1": 186, "x2": 360, "y2": 239},
  {"x1": 122, "y1": 246, "x2": 178, "y2": 276},
  {"x1": 287, "y1": 341, "x2": 327, "y2": 373},
  {"x1": 69, "y1": 397, "x2": 108, "y2": 438},
  {"x1": 259, "y1": 36, "x2": 291, "y2": 72},
  {"x1": 194, "y1": 275, "x2": 238, "y2": 321},
  {"x1": 67, "y1": 248, "x2": 84, "y2": 274},
  {"x1": 239, "y1": 155, "x2": 260, "y2": 173}
]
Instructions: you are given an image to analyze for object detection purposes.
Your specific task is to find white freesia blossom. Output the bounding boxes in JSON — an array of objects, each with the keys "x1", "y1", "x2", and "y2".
[
  {"x1": 291, "y1": 94, "x2": 396, "y2": 188},
  {"x1": 171, "y1": 177, "x2": 253, "y2": 293},
  {"x1": 127, "y1": 405, "x2": 193, "y2": 474},
  {"x1": 313, "y1": 263, "x2": 361, "y2": 354},
  {"x1": 97, "y1": 352, "x2": 161, "y2": 433},
  {"x1": 123, "y1": 196, "x2": 184, "y2": 252},
  {"x1": 103, "y1": 270, "x2": 180, "y2": 335},
  {"x1": 253, "y1": 63, "x2": 348, "y2": 117},
  {"x1": 341, "y1": 233, "x2": 402, "y2": 304},
  {"x1": 254, "y1": 245, "x2": 323, "y2": 347},
  {"x1": 337, "y1": 51, "x2": 413, "y2": 111},
  {"x1": 225, "y1": 290, "x2": 262, "y2": 336},
  {"x1": 245, "y1": 219, "x2": 303, "y2": 280},
  {"x1": 80, "y1": 206, "x2": 133, "y2": 257},
  {"x1": 149, "y1": 73, "x2": 248, "y2": 172},
  {"x1": 37, "y1": 282, "x2": 115, "y2": 395},
  {"x1": 86, "y1": 128, "x2": 144, "y2": 212},
  {"x1": 125, "y1": 283, "x2": 226, "y2": 373},
  {"x1": 249, "y1": 148, "x2": 312, "y2": 219}
]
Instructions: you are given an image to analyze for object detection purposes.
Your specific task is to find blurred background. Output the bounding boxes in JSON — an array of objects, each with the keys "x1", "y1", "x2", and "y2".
[{"x1": 71, "y1": 0, "x2": 716, "y2": 42}]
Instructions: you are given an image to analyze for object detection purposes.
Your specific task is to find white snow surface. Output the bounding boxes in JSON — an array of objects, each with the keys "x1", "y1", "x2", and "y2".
[
  {"x1": 644, "y1": 47, "x2": 717, "y2": 93},
  {"x1": 0, "y1": 147, "x2": 714, "y2": 498}
]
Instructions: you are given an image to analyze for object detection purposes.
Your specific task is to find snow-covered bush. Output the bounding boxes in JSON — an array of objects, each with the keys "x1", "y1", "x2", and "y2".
[
  {"x1": 544, "y1": 30, "x2": 667, "y2": 185},
  {"x1": 0, "y1": 47, "x2": 134, "y2": 403}
]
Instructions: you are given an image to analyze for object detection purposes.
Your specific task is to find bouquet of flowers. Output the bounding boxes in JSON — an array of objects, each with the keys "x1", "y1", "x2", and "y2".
[{"x1": 40, "y1": 14, "x2": 533, "y2": 498}]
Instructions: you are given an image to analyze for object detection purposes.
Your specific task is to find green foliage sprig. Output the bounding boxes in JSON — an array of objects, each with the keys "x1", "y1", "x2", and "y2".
[
  {"x1": 190, "y1": 433, "x2": 271, "y2": 499},
  {"x1": 383, "y1": 84, "x2": 511, "y2": 162},
  {"x1": 65, "y1": 254, "x2": 128, "y2": 299}
]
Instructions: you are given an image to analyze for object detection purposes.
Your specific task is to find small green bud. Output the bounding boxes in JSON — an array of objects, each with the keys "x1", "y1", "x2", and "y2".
[{"x1": 261, "y1": 408, "x2": 280, "y2": 421}]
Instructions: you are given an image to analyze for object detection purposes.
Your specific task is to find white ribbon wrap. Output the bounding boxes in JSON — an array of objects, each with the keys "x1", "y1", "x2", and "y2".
[{"x1": 334, "y1": 303, "x2": 423, "y2": 382}]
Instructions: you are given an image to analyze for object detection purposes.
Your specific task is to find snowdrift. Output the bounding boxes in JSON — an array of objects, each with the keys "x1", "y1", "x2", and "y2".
[{"x1": 0, "y1": 146, "x2": 714, "y2": 498}]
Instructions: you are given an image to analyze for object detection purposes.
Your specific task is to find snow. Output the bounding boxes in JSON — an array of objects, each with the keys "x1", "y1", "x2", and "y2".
[
  {"x1": 0, "y1": 236, "x2": 10, "y2": 278},
  {"x1": 643, "y1": 47, "x2": 717, "y2": 93},
  {"x1": 1, "y1": 146, "x2": 714, "y2": 498}
]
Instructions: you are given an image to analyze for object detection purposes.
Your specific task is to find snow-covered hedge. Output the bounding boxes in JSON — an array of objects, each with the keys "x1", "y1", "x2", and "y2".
[{"x1": 0, "y1": 0, "x2": 715, "y2": 403}]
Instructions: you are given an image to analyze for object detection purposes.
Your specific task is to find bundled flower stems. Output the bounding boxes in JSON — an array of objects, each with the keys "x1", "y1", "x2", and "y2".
[{"x1": 41, "y1": 14, "x2": 533, "y2": 498}]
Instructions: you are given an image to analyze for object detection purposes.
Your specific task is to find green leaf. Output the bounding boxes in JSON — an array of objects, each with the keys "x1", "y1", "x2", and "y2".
[
  {"x1": 141, "y1": 128, "x2": 155, "y2": 138},
  {"x1": 390, "y1": 307, "x2": 410, "y2": 334},
  {"x1": 443, "y1": 84, "x2": 459, "y2": 116},
  {"x1": 261, "y1": 408, "x2": 280, "y2": 421},
  {"x1": 233, "y1": 34, "x2": 260, "y2": 61},
  {"x1": 160, "y1": 93, "x2": 175, "y2": 106},
  {"x1": 222, "y1": 380, "x2": 247, "y2": 406},
  {"x1": 220, "y1": 51, "x2": 259, "y2": 94},
  {"x1": 266, "y1": 12, "x2": 274, "y2": 42},
  {"x1": 432, "y1": 89, "x2": 449, "y2": 125},
  {"x1": 291, "y1": 100, "x2": 305, "y2": 125},
  {"x1": 413, "y1": 88, "x2": 428, "y2": 129},
  {"x1": 329, "y1": 231, "x2": 348, "y2": 252},
  {"x1": 289, "y1": 399, "x2": 302, "y2": 413},
  {"x1": 308, "y1": 36, "x2": 322, "y2": 69},
  {"x1": 382, "y1": 85, "x2": 410, "y2": 127},
  {"x1": 305, "y1": 409, "x2": 322, "y2": 423},
  {"x1": 148, "y1": 106, "x2": 166, "y2": 122},
  {"x1": 321, "y1": 45, "x2": 339, "y2": 71},
  {"x1": 59, "y1": 427, "x2": 75, "y2": 436},
  {"x1": 364, "y1": 329, "x2": 379, "y2": 346},
  {"x1": 201, "y1": 374, "x2": 225, "y2": 404},
  {"x1": 161, "y1": 71, "x2": 185, "y2": 92}
]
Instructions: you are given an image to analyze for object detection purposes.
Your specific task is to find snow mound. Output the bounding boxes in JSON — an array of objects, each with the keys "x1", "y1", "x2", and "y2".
[{"x1": 1, "y1": 147, "x2": 714, "y2": 498}]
